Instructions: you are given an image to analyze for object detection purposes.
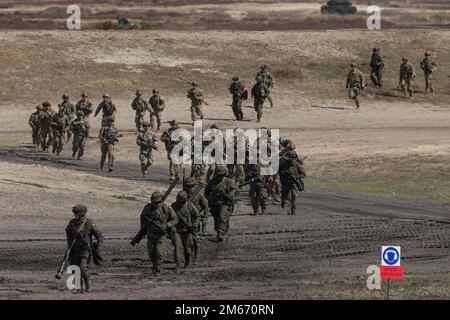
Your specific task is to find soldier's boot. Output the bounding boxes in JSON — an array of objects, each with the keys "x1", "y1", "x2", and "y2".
[
  {"x1": 184, "y1": 254, "x2": 191, "y2": 268},
  {"x1": 290, "y1": 204, "x2": 296, "y2": 215},
  {"x1": 408, "y1": 89, "x2": 413, "y2": 98},
  {"x1": 261, "y1": 205, "x2": 266, "y2": 214},
  {"x1": 252, "y1": 206, "x2": 258, "y2": 216},
  {"x1": 281, "y1": 199, "x2": 285, "y2": 208},
  {"x1": 84, "y1": 278, "x2": 91, "y2": 293},
  {"x1": 257, "y1": 114, "x2": 261, "y2": 123},
  {"x1": 355, "y1": 99, "x2": 360, "y2": 109},
  {"x1": 268, "y1": 95, "x2": 274, "y2": 108}
]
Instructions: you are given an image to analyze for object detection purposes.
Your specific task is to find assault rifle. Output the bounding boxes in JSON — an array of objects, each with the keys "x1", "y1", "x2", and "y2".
[
  {"x1": 104, "y1": 133, "x2": 123, "y2": 145},
  {"x1": 130, "y1": 177, "x2": 180, "y2": 245},
  {"x1": 280, "y1": 168, "x2": 304, "y2": 192}
]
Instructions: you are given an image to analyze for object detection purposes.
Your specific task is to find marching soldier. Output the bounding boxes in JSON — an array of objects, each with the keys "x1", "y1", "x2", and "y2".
[
  {"x1": 99, "y1": 118, "x2": 119, "y2": 172},
  {"x1": 256, "y1": 65, "x2": 275, "y2": 107},
  {"x1": 94, "y1": 94, "x2": 117, "y2": 129},
  {"x1": 65, "y1": 204, "x2": 103, "y2": 293},
  {"x1": 161, "y1": 120, "x2": 182, "y2": 180},
  {"x1": 204, "y1": 165, "x2": 238, "y2": 242},
  {"x1": 75, "y1": 93, "x2": 93, "y2": 135},
  {"x1": 136, "y1": 121, "x2": 158, "y2": 177},
  {"x1": 171, "y1": 191, "x2": 200, "y2": 269},
  {"x1": 51, "y1": 109, "x2": 70, "y2": 155},
  {"x1": 187, "y1": 82, "x2": 205, "y2": 123},
  {"x1": 251, "y1": 77, "x2": 269, "y2": 122},
  {"x1": 245, "y1": 162, "x2": 268, "y2": 215},
  {"x1": 346, "y1": 63, "x2": 365, "y2": 108},
  {"x1": 279, "y1": 151, "x2": 306, "y2": 215},
  {"x1": 58, "y1": 94, "x2": 76, "y2": 141},
  {"x1": 229, "y1": 76, "x2": 247, "y2": 121},
  {"x1": 70, "y1": 111, "x2": 88, "y2": 160},
  {"x1": 29, "y1": 105, "x2": 42, "y2": 150},
  {"x1": 148, "y1": 89, "x2": 166, "y2": 131},
  {"x1": 370, "y1": 48, "x2": 384, "y2": 88},
  {"x1": 131, "y1": 90, "x2": 150, "y2": 131},
  {"x1": 420, "y1": 52, "x2": 437, "y2": 94},
  {"x1": 139, "y1": 191, "x2": 178, "y2": 275},
  {"x1": 39, "y1": 101, "x2": 56, "y2": 152},
  {"x1": 399, "y1": 57, "x2": 416, "y2": 98}
]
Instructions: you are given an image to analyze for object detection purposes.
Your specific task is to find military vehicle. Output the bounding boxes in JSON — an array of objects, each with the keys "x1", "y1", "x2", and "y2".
[{"x1": 321, "y1": 0, "x2": 357, "y2": 15}]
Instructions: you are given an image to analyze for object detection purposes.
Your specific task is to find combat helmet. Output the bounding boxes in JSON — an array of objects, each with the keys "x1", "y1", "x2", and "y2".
[
  {"x1": 135, "y1": 90, "x2": 142, "y2": 96},
  {"x1": 72, "y1": 204, "x2": 87, "y2": 216},
  {"x1": 76, "y1": 110, "x2": 84, "y2": 117},
  {"x1": 176, "y1": 190, "x2": 188, "y2": 203},
  {"x1": 151, "y1": 191, "x2": 163, "y2": 203},
  {"x1": 183, "y1": 177, "x2": 196, "y2": 187},
  {"x1": 214, "y1": 165, "x2": 228, "y2": 176}
]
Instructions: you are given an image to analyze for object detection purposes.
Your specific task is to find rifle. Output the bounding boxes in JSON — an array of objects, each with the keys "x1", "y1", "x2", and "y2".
[
  {"x1": 280, "y1": 168, "x2": 304, "y2": 192},
  {"x1": 104, "y1": 133, "x2": 123, "y2": 145},
  {"x1": 130, "y1": 177, "x2": 180, "y2": 245}
]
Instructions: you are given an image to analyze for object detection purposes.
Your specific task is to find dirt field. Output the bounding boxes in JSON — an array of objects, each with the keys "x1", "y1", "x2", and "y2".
[{"x1": 1, "y1": 1, "x2": 450, "y2": 300}]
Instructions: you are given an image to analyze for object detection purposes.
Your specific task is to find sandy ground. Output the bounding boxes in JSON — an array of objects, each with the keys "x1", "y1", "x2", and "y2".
[{"x1": 0, "y1": 16, "x2": 450, "y2": 299}]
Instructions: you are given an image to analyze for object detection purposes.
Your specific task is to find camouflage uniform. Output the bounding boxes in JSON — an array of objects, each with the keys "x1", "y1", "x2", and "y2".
[
  {"x1": 279, "y1": 151, "x2": 306, "y2": 215},
  {"x1": 171, "y1": 191, "x2": 200, "y2": 268},
  {"x1": 251, "y1": 79, "x2": 269, "y2": 122},
  {"x1": 70, "y1": 112, "x2": 88, "y2": 159},
  {"x1": 95, "y1": 95, "x2": 117, "y2": 128},
  {"x1": 160, "y1": 121, "x2": 182, "y2": 180},
  {"x1": 99, "y1": 121, "x2": 119, "y2": 172},
  {"x1": 140, "y1": 193, "x2": 178, "y2": 274},
  {"x1": 370, "y1": 48, "x2": 384, "y2": 87},
  {"x1": 58, "y1": 95, "x2": 76, "y2": 141},
  {"x1": 66, "y1": 205, "x2": 103, "y2": 292},
  {"x1": 245, "y1": 163, "x2": 268, "y2": 215},
  {"x1": 51, "y1": 112, "x2": 70, "y2": 155},
  {"x1": 187, "y1": 83, "x2": 204, "y2": 122},
  {"x1": 29, "y1": 105, "x2": 42, "y2": 150},
  {"x1": 399, "y1": 58, "x2": 416, "y2": 97},
  {"x1": 256, "y1": 66, "x2": 275, "y2": 107},
  {"x1": 420, "y1": 53, "x2": 436, "y2": 93},
  {"x1": 39, "y1": 103, "x2": 56, "y2": 151},
  {"x1": 149, "y1": 91, "x2": 165, "y2": 131},
  {"x1": 75, "y1": 95, "x2": 93, "y2": 135},
  {"x1": 131, "y1": 91, "x2": 150, "y2": 131},
  {"x1": 346, "y1": 64, "x2": 365, "y2": 108},
  {"x1": 204, "y1": 166, "x2": 238, "y2": 241},
  {"x1": 136, "y1": 122, "x2": 157, "y2": 176},
  {"x1": 229, "y1": 78, "x2": 246, "y2": 121}
]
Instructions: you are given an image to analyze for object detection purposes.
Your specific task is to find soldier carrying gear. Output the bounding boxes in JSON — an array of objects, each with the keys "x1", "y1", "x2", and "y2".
[
  {"x1": 70, "y1": 111, "x2": 88, "y2": 160},
  {"x1": 51, "y1": 109, "x2": 70, "y2": 155},
  {"x1": 136, "y1": 121, "x2": 158, "y2": 177},
  {"x1": 161, "y1": 120, "x2": 182, "y2": 180},
  {"x1": 99, "y1": 118, "x2": 120, "y2": 172},
  {"x1": 148, "y1": 89, "x2": 166, "y2": 131},
  {"x1": 39, "y1": 101, "x2": 56, "y2": 152},
  {"x1": 58, "y1": 94, "x2": 76, "y2": 142},
  {"x1": 244, "y1": 162, "x2": 268, "y2": 215},
  {"x1": 65, "y1": 204, "x2": 103, "y2": 293},
  {"x1": 95, "y1": 94, "x2": 117, "y2": 128},
  {"x1": 139, "y1": 191, "x2": 178, "y2": 275},
  {"x1": 29, "y1": 105, "x2": 43, "y2": 150},
  {"x1": 204, "y1": 165, "x2": 238, "y2": 242},
  {"x1": 420, "y1": 52, "x2": 437, "y2": 94},
  {"x1": 279, "y1": 150, "x2": 305, "y2": 215},
  {"x1": 132, "y1": 89, "x2": 151, "y2": 131},
  {"x1": 171, "y1": 190, "x2": 200, "y2": 269},
  {"x1": 346, "y1": 62, "x2": 365, "y2": 109},
  {"x1": 256, "y1": 65, "x2": 275, "y2": 108},
  {"x1": 370, "y1": 48, "x2": 384, "y2": 88},
  {"x1": 75, "y1": 93, "x2": 93, "y2": 135},
  {"x1": 229, "y1": 76, "x2": 247, "y2": 121},
  {"x1": 187, "y1": 82, "x2": 205, "y2": 124},
  {"x1": 399, "y1": 57, "x2": 416, "y2": 98},
  {"x1": 251, "y1": 76, "x2": 269, "y2": 122}
]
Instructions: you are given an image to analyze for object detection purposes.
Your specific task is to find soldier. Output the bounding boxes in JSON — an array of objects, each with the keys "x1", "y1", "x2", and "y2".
[
  {"x1": 187, "y1": 82, "x2": 205, "y2": 123},
  {"x1": 29, "y1": 105, "x2": 43, "y2": 150},
  {"x1": 148, "y1": 89, "x2": 166, "y2": 131},
  {"x1": 171, "y1": 190, "x2": 200, "y2": 269},
  {"x1": 256, "y1": 65, "x2": 275, "y2": 107},
  {"x1": 70, "y1": 111, "x2": 88, "y2": 160},
  {"x1": 65, "y1": 204, "x2": 103, "y2": 293},
  {"x1": 204, "y1": 165, "x2": 238, "y2": 242},
  {"x1": 279, "y1": 151, "x2": 305, "y2": 215},
  {"x1": 139, "y1": 191, "x2": 178, "y2": 275},
  {"x1": 399, "y1": 57, "x2": 416, "y2": 98},
  {"x1": 346, "y1": 63, "x2": 365, "y2": 108},
  {"x1": 131, "y1": 90, "x2": 150, "y2": 132},
  {"x1": 39, "y1": 101, "x2": 56, "y2": 151},
  {"x1": 58, "y1": 94, "x2": 76, "y2": 141},
  {"x1": 370, "y1": 48, "x2": 384, "y2": 88},
  {"x1": 51, "y1": 109, "x2": 70, "y2": 155},
  {"x1": 160, "y1": 120, "x2": 182, "y2": 180},
  {"x1": 75, "y1": 93, "x2": 93, "y2": 135},
  {"x1": 99, "y1": 118, "x2": 120, "y2": 172},
  {"x1": 420, "y1": 52, "x2": 437, "y2": 94},
  {"x1": 94, "y1": 94, "x2": 117, "y2": 128},
  {"x1": 251, "y1": 77, "x2": 269, "y2": 122},
  {"x1": 245, "y1": 162, "x2": 268, "y2": 215},
  {"x1": 229, "y1": 76, "x2": 247, "y2": 121},
  {"x1": 137, "y1": 121, "x2": 158, "y2": 177},
  {"x1": 183, "y1": 177, "x2": 210, "y2": 239}
]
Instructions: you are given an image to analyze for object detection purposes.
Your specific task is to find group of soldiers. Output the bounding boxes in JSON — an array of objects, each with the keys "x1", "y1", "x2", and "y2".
[{"x1": 346, "y1": 50, "x2": 437, "y2": 108}]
